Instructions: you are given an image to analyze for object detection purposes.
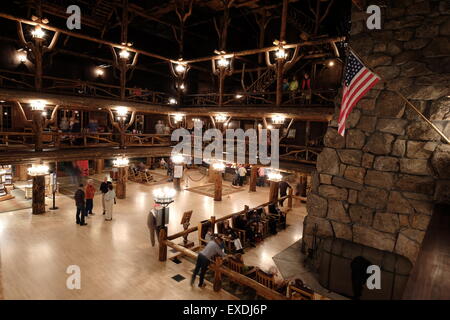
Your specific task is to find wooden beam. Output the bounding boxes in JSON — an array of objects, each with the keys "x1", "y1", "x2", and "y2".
[
  {"x1": 183, "y1": 37, "x2": 345, "y2": 64},
  {"x1": 0, "y1": 12, "x2": 172, "y2": 62},
  {"x1": 0, "y1": 146, "x2": 172, "y2": 165},
  {"x1": 0, "y1": 88, "x2": 177, "y2": 114}
]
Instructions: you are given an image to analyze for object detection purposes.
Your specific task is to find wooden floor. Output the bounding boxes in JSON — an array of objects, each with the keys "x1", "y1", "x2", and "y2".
[
  {"x1": 0, "y1": 170, "x2": 306, "y2": 299},
  {"x1": 403, "y1": 204, "x2": 450, "y2": 300}
]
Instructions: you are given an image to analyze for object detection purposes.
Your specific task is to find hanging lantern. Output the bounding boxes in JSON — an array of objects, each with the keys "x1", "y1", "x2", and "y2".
[
  {"x1": 113, "y1": 157, "x2": 129, "y2": 167},
  {"x1": 27, "y1": 164, "x2": 49, "y2": 176}
]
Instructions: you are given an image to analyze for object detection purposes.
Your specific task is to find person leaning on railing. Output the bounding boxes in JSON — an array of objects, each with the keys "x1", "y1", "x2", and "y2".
[{"x1": 191, "y1": 235, "x2": 231, "y2": 288}]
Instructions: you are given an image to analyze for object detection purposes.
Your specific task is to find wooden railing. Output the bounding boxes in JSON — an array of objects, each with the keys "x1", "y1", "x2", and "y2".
[
  {"x1": 159, "y1": 196, "x2": 292, "y2": 300},
  {"x1": 125, "y1": 133, "x2": 171, "y2": 147},
  {"x1": 183, "y1": 89, "x2": 337, "y2": 107},
  {"x1": 0, "y1": 131, "x2": 172, "y2": 151},
  {"x1": 280, "y1": 144, "x2": 323, "y2": 164},
  {"x1": 0, "y1": 69, "x2": 171, "y2": 104}
]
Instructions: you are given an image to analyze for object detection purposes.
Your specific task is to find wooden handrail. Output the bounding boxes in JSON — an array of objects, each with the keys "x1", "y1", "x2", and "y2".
[
  {"x1": 166, "y1": 196, "x2": 290, "y2": 240},
  {"x1": 165, "y1": 240, "x2": 286, "y2": 300}
]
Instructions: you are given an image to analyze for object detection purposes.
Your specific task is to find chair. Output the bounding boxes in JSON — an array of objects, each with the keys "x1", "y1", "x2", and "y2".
[
  {"x1": 255, "y1": 269, "x2": 275, "y2": 290},
  {"x1": 227, "y1": 258, "x2": 256, "y2": 277},
  {"x1": 198, "y1": 220, "x2": 212, "y2": 247},
  {"x1": 231, "y1": 215, "x2": 247, "y2": 247},
  {"x1": 287, "y1": 284, "x2": 315, "y2": 300},
  {"x1": 216, "y1": 221, "x2": 234, "y2": 253},
  {"x1": 128, "y1": 167, "x2": 138, "y2": 181}
]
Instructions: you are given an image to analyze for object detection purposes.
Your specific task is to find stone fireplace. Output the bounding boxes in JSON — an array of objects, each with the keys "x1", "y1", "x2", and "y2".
[{"x1": 301, "y1": 0, "x2": 450, "y2": 291}]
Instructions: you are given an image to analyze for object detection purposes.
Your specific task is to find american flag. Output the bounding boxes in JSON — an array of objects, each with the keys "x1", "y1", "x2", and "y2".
[{"x1": 338, "y1": 49, "x2": 380, "y2": 136}]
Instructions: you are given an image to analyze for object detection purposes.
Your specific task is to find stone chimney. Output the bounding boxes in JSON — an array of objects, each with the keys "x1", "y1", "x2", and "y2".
[{"x1": 302, "y1": 0, "x2": 450, "y2": 265}]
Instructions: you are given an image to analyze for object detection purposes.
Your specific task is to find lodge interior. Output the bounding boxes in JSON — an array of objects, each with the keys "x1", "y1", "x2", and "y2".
[{"x1": 0, "y1": 0, "x2": 449, "y2": 300}]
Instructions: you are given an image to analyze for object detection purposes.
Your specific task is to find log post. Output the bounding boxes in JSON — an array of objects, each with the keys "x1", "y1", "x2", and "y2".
[
  {"x1": 214, "y1": 169, "x2": 222, "y2": 201},
  {"x1": 32, "y1": 175, "x2": 46, "y2": 214},
  {"x1": 210, "y1": 215, "x2": 216, "y2": 233},
  {"x1": 249, "y1": 166, "x2": 258, "y2": 192},
  {"x1": 275, "y1": 0, "x2": 289, "y2": 107},
  {"x1": 208, "y1": 165, "x2": 215, "y2": 183},
  {"x1": 146, "y1": 157, "x2": 153, "y2": 167},
  {"x1": 32, "y1": 110, "x2": 44, "y2": 152},
  {"x1": 288, "y1": 187, "x2": 293, "y2": 209},
  {"x1": 116, "y1": 166, "x2": 127, "y2": 199},
  {"x1": 158, "y1": 227, "x2": 168, "y2": 261},
  {"x1": 213, "y1": 257, "x2": 223, "y2": 292},
  {"x1": 269, "y1": 181, "x2": 279, "y2": 203},
  {"x1": 95, "y1": 159, "x2": 104, "y2": 174}
]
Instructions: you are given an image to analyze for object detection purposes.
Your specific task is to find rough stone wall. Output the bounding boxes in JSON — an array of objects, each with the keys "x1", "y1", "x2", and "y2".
[{"x1": 302, "y1": 0, "x2": 450, "y2": 265}]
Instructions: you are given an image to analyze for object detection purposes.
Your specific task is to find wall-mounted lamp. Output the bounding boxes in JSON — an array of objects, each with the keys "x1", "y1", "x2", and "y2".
[
  {"x1": 31, "y1": 25, "x2": 46, "y2": 39},
  {"x1": 30, "y1": 100, "x2": 46, "y2": 111},
  {"x1": 119, "y1": 49, "x2": 130, "y2": 60}
]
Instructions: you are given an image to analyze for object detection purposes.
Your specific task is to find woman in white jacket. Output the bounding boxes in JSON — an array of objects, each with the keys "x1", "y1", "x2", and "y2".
[{"x1": 104, "y1": 184, "x2": 116, "y2": 221}]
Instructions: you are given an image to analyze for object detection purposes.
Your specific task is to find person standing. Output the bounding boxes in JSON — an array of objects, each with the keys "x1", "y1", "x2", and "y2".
[
  {"x1": 155, "y1": 120, "x2": 165, "y2": 134},
  {"x1": 99, "y1": 177, "x2": 109, "y2": 215},
  {"x1": 279, "y1": 180, "x2": 292, "y2": 207},
  {"x1": 104, "y1": 184, "x2": 116, "y2": 221},
  {"x1": 85, "y1": 179, "x2": 96, "y2": 216},
  {"x1": 238, "y1": 165, "x2": 247, "y2": 187},
  {"x1": 74, "y1": 184, "x2": 87, "y2": 226},
  {"x1": 191, "y1": 236, "x2": 227, "y2": 288}
]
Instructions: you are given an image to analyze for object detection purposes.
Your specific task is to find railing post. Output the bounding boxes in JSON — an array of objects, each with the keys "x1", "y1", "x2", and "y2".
[
  {"x1": 249, "y1": 165, "x2": 258, "y2": 192},
  {"x1": 269, "y1": 181, "x2": 279, "y2": 204},
  {"x1": 288, "y1": 187, "x2": 293, "y2": 209},
  {"x1": 210, "y1": 216, "x2": 216, "y2": 233},
  {"x1": 213, "y1": 257, "x2": 223, "y2": 292},
  {"x1": 158, "y1": 227, "x2": 168, "y2": 261}
]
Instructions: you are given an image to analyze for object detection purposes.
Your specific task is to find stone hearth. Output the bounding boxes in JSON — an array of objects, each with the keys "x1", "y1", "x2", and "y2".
[{"x1": 302, "y1": 0, "x2": 450, "y2": 272}]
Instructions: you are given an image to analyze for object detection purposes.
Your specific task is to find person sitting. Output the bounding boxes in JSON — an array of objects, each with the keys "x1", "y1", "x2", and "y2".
[
  {"x1": 222, "y1": 220, "x2": 244, "y2": 254},
  {"x1": 267, "y1": 266, "x2": 289, "y2": 293},
  {"x1": 137, "y1": 162, "x2": 146, "y2": 172}
]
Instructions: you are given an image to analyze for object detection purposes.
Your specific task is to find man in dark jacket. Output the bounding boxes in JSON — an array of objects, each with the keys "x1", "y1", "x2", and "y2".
[
  {"x1": 279, "y1": 180, "x2": 292, "y2": 207},
  {"x1": 74, "y1": 184, "x2": 87, "y2": 226}
]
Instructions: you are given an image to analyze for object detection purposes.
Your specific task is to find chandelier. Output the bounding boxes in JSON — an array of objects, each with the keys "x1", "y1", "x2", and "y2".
[
  {"x1": 272, "y1": 115, "x2": 286, "y2": 125},
  {"x1": 215, "y1": 114, "x2": 227, "y2": 123},
  {"x1": 30, "y1": 100, "x2": 46, "y2": 111},
  {"x1": 267, "y1": 170, "x2": 282, "y2": 182},
  {"x1": 27, "y1": 164, "x2": 49, "y2": 176},
  {"x1": 212, "y1": 162, "x2": 226, "y2": 171},
  {"x1": 171, "y1": 154, "x2": 185, "y2": 165},
  {"x1": 153, "y1": 186, "x2": 176, "y2": 205},
  {"x1": 113, "y1": 157, "x2": 129, "y2": 167}
]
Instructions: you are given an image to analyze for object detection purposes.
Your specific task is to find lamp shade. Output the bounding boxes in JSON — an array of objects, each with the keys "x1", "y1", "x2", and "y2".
[
  {"x1": 153, "y1": 187, "x2": 176, "y2": 204},
  {"x1": 27, "y1": 164, "x2": 49, "y2": 176}
]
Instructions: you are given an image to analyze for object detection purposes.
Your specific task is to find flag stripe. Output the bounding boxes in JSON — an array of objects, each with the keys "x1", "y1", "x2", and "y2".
[
  {"x1": 340, "y1": 68, "x2": 369, "y2": 112},
  {"x1": 339, "y1": 76, "x2": 379, "y2": 126},
  {"x1": 338, "y1": 49, "x2": 381, "y2": 136}
]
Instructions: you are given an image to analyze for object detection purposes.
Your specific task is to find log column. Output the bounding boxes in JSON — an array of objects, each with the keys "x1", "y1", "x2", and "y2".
[
  {"x1": 249, "y1": 166, "x2": 258, "y2": 192},
  {"x1": 269, "y1": 180, "x2": 279, "y2": 204},
  {"x1": 214, "y1": 170, "x2": 222, "y2": 201},
  {"x1": 32, "y1": 175, "x2": 46, "y2": 214},
  {"x1": 32, "y1": 110, "x2": 44, "y2": 152},
  {"x1": 116, "y1": 166, "x2": 127, "y2": 199},
  {"x1": 158, "y1": 227, "x2": 168, "y2": 261},
  {"x1": 95, "y1": 159, "x2": 104, "y2": 174}
]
